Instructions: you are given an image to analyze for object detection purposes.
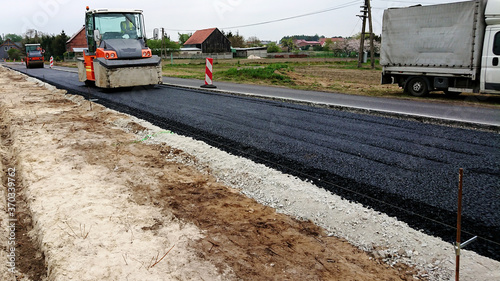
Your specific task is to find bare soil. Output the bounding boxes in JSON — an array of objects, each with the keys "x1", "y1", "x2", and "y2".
[{"x1": 0, "y1": 66, "x2": 423, "y2": 279}]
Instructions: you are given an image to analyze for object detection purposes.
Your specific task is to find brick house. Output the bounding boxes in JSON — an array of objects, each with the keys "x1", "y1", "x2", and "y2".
[
  {"x1": 0, "y1": 39, "x2": 23, "y2": 60},
  {"x1": 66, "y1": 26, "x2": 87, "y2": 56},
  {"x1": 183, "y1": 28, "x2": 231, "y2": 53}
]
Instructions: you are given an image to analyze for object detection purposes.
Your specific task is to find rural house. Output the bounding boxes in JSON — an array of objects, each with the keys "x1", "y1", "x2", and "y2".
[
  {"x1": 319, "y1": 37, "x2": 345, "y2": 48},
  {"x1": 183, "y1": 28, "x2": 231, "y2": 54},
  {"x1": 294, "y1": 39, "x2": 321, "y2": 49},
  {"x1": 0, "y1": 39, "x2": 23, "y2": 60},
  {"x1": 66, "y1": 26, "x2": 88, "y2": 58}
]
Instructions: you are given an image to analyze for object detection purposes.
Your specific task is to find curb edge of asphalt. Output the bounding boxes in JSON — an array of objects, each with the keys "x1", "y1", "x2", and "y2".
[{"x1": 159, "y1": 82, "x2": 500, "y2": 133}]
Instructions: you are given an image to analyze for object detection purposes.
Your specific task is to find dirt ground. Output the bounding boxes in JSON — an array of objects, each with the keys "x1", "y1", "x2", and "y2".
[{"x1": 0, "y1": 68, "x2": 427, "y2": 280}]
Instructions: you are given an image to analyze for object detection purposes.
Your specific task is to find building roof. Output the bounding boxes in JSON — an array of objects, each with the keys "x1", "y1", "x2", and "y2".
[
  {"x1": 183, "y1": 28, "x2": 217, "y2": 45},
  {"x1": 87, "y1": 9, "x2": 143, "y2": 14},
  {"x1": 72, "y1": 48, "x2": 88, "y2": 52},
  {"x1": 294, "y1": 39, "x2": 321, "y2": 47},
  {"x1": 319, "y1": 38, "x2": 345, "y2": 44},
  {"x1": 0, "y1": 39, "x2": 23, "y2": 50},
  {"x1": 180, "y1": 47, "x2": 202, "y2": 51},
  {"x1": 232, "y1": 47, "x2": 267, "y2": 51},
  {"x1": 67, "y1": 26, "x2": 85, "y2": 44}
]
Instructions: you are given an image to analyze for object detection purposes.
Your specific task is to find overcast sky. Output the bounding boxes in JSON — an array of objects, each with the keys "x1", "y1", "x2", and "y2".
[{"x1": 2, "y1": 0, "x2": 464, "y2": 42}]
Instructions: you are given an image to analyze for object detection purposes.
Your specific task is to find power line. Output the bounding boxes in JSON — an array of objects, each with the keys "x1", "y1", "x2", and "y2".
[
  {"x1": 162, "y1": 1, "x2": 362, "y2": 32},
  {"x1": 220, "y1": 1, "x2": 363, "y2": 30}
]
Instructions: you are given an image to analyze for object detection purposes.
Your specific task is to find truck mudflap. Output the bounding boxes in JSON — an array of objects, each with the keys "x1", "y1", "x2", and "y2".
[{"x1": 93, "y1": 56, "x2": 162, "y2": 88}]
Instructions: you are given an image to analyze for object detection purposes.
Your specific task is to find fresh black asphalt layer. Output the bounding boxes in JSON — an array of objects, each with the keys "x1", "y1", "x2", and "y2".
[{"x1": 9, "y1": 65, "x2": 500, "y2": 261}]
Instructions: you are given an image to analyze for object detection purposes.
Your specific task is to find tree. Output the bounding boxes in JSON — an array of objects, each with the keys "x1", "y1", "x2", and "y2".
[
  {"x1": 7, "y1": 48, "x2": 22, "y2": 60},
  {"x1": 267, "y1": 42, "x2": 281, "y2": 53},
  {"x1": 225, "y1": 31, "x2": 245, "y2": 48},
  {"x1": 5, "y1": 34, "x2": 22, "y2": 42},
  {"x1": 178, "y1": 33, "x2": 191, "y2": 46},
  {"x1": 281, "y1": 34, "x2": 322, "y2": 42},
  {"x1": 281, "y1": 38, "x2": 296, "y2": 52},
  {"x1": 51, "y1": 30, "x2": 69, "y2": 61},
  {"x1": 323, "y1": 38, "x2": 334, "y2": 51},
  {"x1": 147, "y1": 37, "x2": 180, "y2": 56},
  {"x1": 40, "y1": 34, "x2": 54, "y2": 60},
  {"x1": 247, "y1": 36, "x2": 261, "y2": 47},
  {"x1": 0, "y1": 35, "x2": 3, "y2": 45},
  {"x1": 23, "y1": 29, "x2": 43, "y2": 42}
]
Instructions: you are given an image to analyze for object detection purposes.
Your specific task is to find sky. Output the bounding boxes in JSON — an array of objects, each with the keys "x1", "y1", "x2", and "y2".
[{"x1": 2, "y1": 0, "x2": 465, "y2": 42}]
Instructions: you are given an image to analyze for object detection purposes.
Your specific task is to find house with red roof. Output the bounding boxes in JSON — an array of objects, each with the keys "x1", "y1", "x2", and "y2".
[
  {"x1": 319, "y1": 37, "x2": 345, "y2": 47},
  {"x1": 183, "y1": 28, "x2": 231, "y2": 54},
  {"x1": 294, "y1": 39, "x2": 321, "y2": 49}
]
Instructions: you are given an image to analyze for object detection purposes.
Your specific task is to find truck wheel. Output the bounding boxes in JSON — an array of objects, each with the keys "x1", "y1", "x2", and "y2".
[{"x1": 407, "y1": 77, "x2": 429, "y2": 97}]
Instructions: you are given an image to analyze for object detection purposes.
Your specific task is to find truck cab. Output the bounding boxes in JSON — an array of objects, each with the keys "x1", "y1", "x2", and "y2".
[{"x1": 481, "y1": 0, "x2": 500, "y2": 93}]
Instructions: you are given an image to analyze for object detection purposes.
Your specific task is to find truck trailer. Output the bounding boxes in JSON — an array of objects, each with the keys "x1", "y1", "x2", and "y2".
[
  {"x1": 380, "y1": 0, "x2": 500, "y2": 97},
  {"x1": 77, "y1": 7, "x2": 162, "y2": 88}
]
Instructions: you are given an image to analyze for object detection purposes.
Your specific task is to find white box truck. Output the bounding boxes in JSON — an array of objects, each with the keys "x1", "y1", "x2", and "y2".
[{"x1": 380, "y1": 0, "x2": 500, "y2": 97}]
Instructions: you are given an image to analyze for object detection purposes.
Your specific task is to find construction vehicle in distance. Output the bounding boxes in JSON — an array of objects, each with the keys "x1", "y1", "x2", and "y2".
[
  {"x1": 77, "y1": 7, "x2": 162, "y2": 88},
  {"x1": 25, "y1": 43, "x2": 44, "y2": 69}
]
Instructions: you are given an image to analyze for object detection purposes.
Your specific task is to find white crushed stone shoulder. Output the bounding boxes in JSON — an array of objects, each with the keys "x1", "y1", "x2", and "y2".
[{"x1": 118, "y1": 116, "x2": 500, "y2": 281}]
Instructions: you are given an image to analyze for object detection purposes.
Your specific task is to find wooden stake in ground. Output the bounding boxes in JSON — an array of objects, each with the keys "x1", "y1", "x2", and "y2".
[{"x1": 455, "y1": 168, "x2": 463, "y2": 281}]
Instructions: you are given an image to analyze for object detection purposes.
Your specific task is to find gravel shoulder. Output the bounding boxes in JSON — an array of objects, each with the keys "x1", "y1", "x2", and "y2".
[{"x1": 0, "y1": 65, "x2": 499, "y2": 280}]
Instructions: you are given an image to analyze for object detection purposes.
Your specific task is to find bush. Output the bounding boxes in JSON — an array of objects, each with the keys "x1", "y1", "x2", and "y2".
[
  {"x1": 7, "y1": 48, "x2": 22, "y2": 60},
  {"x1": 267, "y1": 42, "x2": 281, "y2": 53}
]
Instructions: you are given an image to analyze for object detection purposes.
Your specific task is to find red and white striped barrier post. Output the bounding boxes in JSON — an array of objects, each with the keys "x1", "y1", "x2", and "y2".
[
  {"x1": 201, "y1": 57, "x2": 216, "y2": 88},
  {"x1": 50, "y1": 56, "x2": 53, "y2": 68}
]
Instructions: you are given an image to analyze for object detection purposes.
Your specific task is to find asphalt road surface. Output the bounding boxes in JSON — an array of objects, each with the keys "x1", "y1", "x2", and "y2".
[{"x1": 5, "y1": 63, "x2": 500, "y2": 260}]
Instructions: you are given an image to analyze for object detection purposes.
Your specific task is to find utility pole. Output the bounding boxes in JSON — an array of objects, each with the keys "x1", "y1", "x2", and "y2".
[
  {"x1": 161, "y1": 28, "x2": 165, "y2": 59},
  {"x1": 357, "y1": 0, "x2": 368, "y2": 68},
  {"x1": 367, "y1": 0, "x2": 375, "y2": 69}
]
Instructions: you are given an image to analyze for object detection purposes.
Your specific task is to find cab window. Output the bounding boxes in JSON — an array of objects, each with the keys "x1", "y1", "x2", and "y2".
[{"x1": 494, "y1": 32, "x2": 500, "y2": 55}]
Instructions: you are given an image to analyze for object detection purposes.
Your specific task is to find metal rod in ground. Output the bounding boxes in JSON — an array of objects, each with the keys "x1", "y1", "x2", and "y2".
[{"x1": 455, "y1": 168, "x2": 463, "y2": 281}]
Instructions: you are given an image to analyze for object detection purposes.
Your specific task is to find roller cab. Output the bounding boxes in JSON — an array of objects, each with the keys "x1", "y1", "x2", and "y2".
[{"x1": 78, "y1": 7, "x2": 161, "y2": 88}]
